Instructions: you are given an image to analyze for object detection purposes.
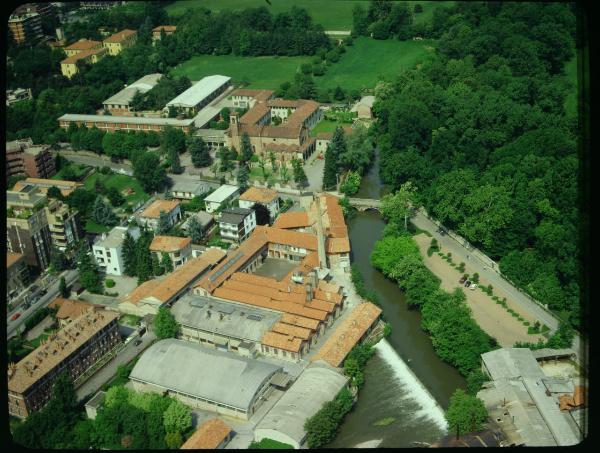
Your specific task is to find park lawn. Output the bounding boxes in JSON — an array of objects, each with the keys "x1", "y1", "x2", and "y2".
[
  {"x1": 563, "y1": 55, "x2": 578, "y2": 118},
  {"x1": 310, "y1": 119, "x2": 349, "y2": 137},
  {"x1": 166, "y1": 1, "x2": 452, "y2": 31},
  {"x1": 85, "y1": 219, "x2": 111, "y2": 234},
  {"x1": 84, "y1": 172, "x2": 149, "y2": 207},
  {"x1": 171, "y1": 54, "x2": 311, "y2": 89},
  {"x1": 316, "y1": 37, "x2": 436, "y2": 91}
]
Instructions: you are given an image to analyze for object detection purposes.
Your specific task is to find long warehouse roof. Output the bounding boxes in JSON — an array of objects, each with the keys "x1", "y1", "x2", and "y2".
[{"x1": 166, "y1": 75, "x2": 231, "y2": 108}]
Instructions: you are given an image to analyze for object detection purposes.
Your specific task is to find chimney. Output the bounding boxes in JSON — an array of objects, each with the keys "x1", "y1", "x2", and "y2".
[{"x1": 305, "y1": 283, "x2": 313, "y2": 302}]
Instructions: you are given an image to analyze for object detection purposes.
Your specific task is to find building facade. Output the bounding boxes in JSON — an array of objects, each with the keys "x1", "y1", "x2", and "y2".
[
  {"x1": 6, "y1": 88, "x2": 33, "y2": 106},
  {"x1": 8, "y1": 309, "x2": 121, "y2": 418},
  {"x1": 149, "y1": 235, "x2": 192, "y2": 269},
  {"x1": 58, "y1": 113, "x2": 194, "y2": 133},
  {"x1": 44, "y1": 199, "x2": 83, "y2": 255},
  {"x1": 219, "y1": 207, "x2": 256, "y2": 243},
  {"x1": 139, "y1": 199, "x2": 182, "y2": 231},
  {"x1": 8, "y1": 11, "x2": 43, "y2": 45},
  {"x1": 204, "y1": 184, "x2": 240, "y2": 213},
  {"x1": 102, "y1": 29, "x2": 137, "y2": 55},
  {"x1": 92, "y1": 225, "x2": 141, "y2": 276},
  {"x1": 164, "y1": 75, "x2": 231, "y2": 116},
  {"x1": 239, "y1": 187, "x2": 280, "y2": 222},
  {"x1": 6, "y1": 140, "x2": 56, "y2": 184},
  {"x1": 7, "y1": 253, "x2": 29, "y2": 301},
  {"x1": 152, "y1": 25, "x2": 177, "y2": 41}
]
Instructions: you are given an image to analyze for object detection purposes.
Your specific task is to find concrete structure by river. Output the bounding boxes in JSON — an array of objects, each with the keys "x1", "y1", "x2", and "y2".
[{"x1": 329, "y1": 150, "x2": 466, "y2": 447}]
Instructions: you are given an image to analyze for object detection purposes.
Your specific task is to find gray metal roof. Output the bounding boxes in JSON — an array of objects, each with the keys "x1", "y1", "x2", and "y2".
[
  {"x1": 204, "y1": 184, "x2": 239, "y2": 204},
  {"x1": 170, "y1": 180, "x2": 209, "y2": 195},
  {"x1": 103, "y1": 73, "x2": 163, "y2": 106},
  {"x1": 93, "y1": 225, "x2": 139, "y2": 249},
  {"x1": 166, "y1": 75, "x2": 231, "y2": 108},
  {"x1": 219, "y1": 207, "x2": 253, "y2": 225},
  {"x1": 58, "y1": 113, "x2": 195, "y2": 126},
  {"x1": 255, "y1": 361, "x2": 349, "y2": 447},
  {"x1": 482, "y1": 348, "x2": 546, "y2": 380},
  {"x1": 531, "y1": 348, "x2": 576, "y2": 360},
  {"x1": 129, "y1": 339, "x2": 282, "y2": 412},
  {"x1": 182, "y1": 211, "x2": 214, "y2": 229},
  {"x1": 171, "y1": 293, "x2": 280, "y2": 342},
  {"x1": 85, "y1": 390, "x2": 106, "y2": 409}
]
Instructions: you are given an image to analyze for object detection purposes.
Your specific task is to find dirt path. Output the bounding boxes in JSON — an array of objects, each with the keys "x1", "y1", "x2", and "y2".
[{"x1": 414, "y1": 234, "x2": 544, "y2": 347}]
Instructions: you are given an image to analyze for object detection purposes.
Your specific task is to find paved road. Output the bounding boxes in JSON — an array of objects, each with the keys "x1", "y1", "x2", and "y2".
[
  {"x1": 76, "y1": 330, "x2": 157, "y2": 402},
  {"x1": 410, "y1": 210, "x2": 585, "y2": 364},
  {"x1": 7, "y1": 269, "x2": 79, "y2": 339}
]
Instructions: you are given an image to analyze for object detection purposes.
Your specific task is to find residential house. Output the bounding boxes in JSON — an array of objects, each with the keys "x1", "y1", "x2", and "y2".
[
  {"x1": 139, "y1": 199, "x2": 182, "y2": 231},
  {"x1": 6, "y1": 88, "x2": 33, "y2": 106},
  {"x1": 239, "y1": 187, "x2": 280, "y2": 222},
  {"x1": 149, "y1": 235, "x2": 192, "y2": 269},
  {"x1": 152, "y1": 25, "x2": 176, "y2": 42},
  {"x1": 102, "y1": 29, "x2": 137, "y2": 56},
  {"x1": 92, "y1": 225, "x2": 141, "y2": 276},
  {"x1": 170, "y1": 180, "x2": 210, "y2": 201},
  {"x1": 204, "y1": 185, "x2": 240, "y2": 214},
  {"x1": 48, "y1": 298, "x2": 95, "y2": 328},
  {"x1": 181, "y1": 211, "x2": 214, "y2": 237},
  {"x1": 219, "y1": 207, "x2": 256, "y2": 243}
]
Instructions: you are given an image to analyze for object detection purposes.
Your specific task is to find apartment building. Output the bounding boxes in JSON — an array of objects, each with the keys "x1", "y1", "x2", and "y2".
[
  {"x1": 6, "y1": 187, "x2": 52, "y2": 269},
  {"x1": 13, "y1": 178, "x2": 82, "y2": 198},
  {"x1": 92, "y1": 225, "x2": 141, "y2": 276},
  {"x1": 204, "y1": 184, "x2": 240, "y2": 214},
  {"x1": 102, "y1": 29, "x2": 137, "y2": 56},
  {"x1": 44, "y1": 199, "x2": 83, "y2": 254},
  {"x1": 6, "y1": 88, "x2": 33, "y2": 107},
  {"x1": 149, "y1": 235, "x2": 192, "y2": 269},
  {"x1": 6, "y1": 141, "x2": 56, "y2": 184},
  {"x1": 7, "y1": 253, "x2": 29, "y2": 301},
  {"x1": 219, "y1": 207, "x2": 256, "y2": 243},
  {"x1": 8, "y1": 11, "x2": 43, "y2": 45},
  {"x1": 8, "y1": 308, "x2": 121, "y2": 418}
]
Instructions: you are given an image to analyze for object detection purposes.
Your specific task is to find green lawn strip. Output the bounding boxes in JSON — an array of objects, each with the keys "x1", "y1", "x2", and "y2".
[
  {"x1": 85, "y1": 219, "x2": 111, "y2": 234},
  {"x1": 171, "y1": 55, "x2": 311, "y2": 89},
  {"x1": 249, "y1": 438, "x2": 294, "y2": 449},
  {"x1": 310, "y1": 119, "x2": 350, "y2": 137},
  {"x1": 166, "y1": 1, "x2": 452, "y2": 30},
  {"x1": 52, "y1": 164, "x2": 88, "y2": 180},
  {"x1": 316, "y1": 37, "x2": 436, "y2": 91}
]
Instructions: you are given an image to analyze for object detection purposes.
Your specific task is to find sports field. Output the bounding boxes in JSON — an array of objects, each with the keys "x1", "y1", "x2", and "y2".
[
  {"x1": 317, "y1": 37, "x2": 435, "y2": 90},
  {"x1": 171, "y1": 55, "x2": 311, "y2": 89},
  {"x1": 172, "y1": 37, "x2": 433, "y2": 92},
  {"x1": 165, "y1": 1, "x2": 452, "y2": 31}
]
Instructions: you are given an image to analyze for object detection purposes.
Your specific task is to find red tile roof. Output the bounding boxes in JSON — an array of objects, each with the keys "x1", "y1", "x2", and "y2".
[{"x1": 181, "y1": 418, "x2": 231, "y2": 449}]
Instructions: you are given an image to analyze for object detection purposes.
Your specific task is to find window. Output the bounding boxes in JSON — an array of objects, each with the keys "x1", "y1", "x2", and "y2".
[{"x1": 106, "y1": 251, "x2": 111, "y2": 257}]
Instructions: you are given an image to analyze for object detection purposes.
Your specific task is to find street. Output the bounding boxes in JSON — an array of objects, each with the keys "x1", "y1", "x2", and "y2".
[
  {"x1": 76, "y1": 330, "x2": 156, "y2": 402},
  {"x1": 7, "y1": 269, "x2": 79, "y2": 339},
  {"x1": 410, "y1": 210, "x2": 585, "y2": 364}
]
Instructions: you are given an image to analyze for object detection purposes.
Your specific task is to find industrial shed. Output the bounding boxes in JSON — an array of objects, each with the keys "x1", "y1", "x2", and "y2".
[
  {"x1": 129, "y1": 339, "x2": 282, "y2": 420},
  {"x1": 254, "y1": 360, "x2": 349, "y2": 448}
]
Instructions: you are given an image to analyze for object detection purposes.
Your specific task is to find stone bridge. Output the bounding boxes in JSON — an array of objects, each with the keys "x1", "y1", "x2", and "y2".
[{"x1": 347, "y1": 198, "x2": 382, "y2": 212}]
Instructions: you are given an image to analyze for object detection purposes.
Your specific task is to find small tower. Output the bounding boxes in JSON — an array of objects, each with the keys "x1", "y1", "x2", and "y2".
[{"x1": 229, "y1": 111, "x2": 240, "y2": 137}]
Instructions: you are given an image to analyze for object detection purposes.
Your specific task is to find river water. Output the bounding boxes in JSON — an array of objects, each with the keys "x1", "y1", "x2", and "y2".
[{"x1": 328, "y1": 151, "x2": 466, "y2": 448}]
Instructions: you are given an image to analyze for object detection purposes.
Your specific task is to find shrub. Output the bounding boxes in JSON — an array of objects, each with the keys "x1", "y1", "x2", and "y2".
[
  {"x1": 517, "y1": 316, "x2": 524, "y2": 321},
  {"x1": 457, "y1": 262, "x2": 465, "y2": 272},
  {"x1": 523, "y1": 321, "x2": 530, "y2": 326},
  {"x1": 105, "y1": 279, "x2": 116, "y2": 288},
  {"x1": 511, "y1": 312, "x2": 519, "y2": 317},
  {"x1": 104, "y1": 291, "x2": 119, "y2": 297},
  {"x1": 472, "y1": 273, "x2": 479, "y2": 283}
]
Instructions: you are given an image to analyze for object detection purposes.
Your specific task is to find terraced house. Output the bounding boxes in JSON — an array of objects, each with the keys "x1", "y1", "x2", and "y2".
[{"x1": 60, "y1": 39, "x2": 106, "y2": 79}]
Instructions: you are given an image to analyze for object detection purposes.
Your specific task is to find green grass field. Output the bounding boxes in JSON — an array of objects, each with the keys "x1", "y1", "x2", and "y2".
[
  {"x1": 84, "y1": 172, "x2": 149, "y2": 207},
  {"x1": 563, "y1": 55, "x2": 578, "y2": 117},
  {"x1": 317, "y1": 37, "x2": 435, "y2": 90},
  {"x1": 165, "y1": 1, "x2": 452, "y2": 30},
  {"x1": 310, "y1": 120, "x2": 348, "y2": 137},
  {"x1": 171, "y1": 55, "x2": 311, "y2": 89},
  {"x1": 173, "y1": 37, "x2": 433, "y2": 92},
  {"x1": 52, "y1": 163, "x2": 89, "y2": 181},
  {"x1": 85, "y1": 219, "x2": 111, "y2": 234}
]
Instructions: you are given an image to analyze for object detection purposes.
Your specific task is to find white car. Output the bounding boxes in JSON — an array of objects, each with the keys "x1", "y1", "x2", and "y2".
[{"x1": 469, "y1": 283, "x2": 478, "y2": 290}]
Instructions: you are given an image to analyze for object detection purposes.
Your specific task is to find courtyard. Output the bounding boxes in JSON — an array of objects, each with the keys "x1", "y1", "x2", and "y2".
[{"x1": 253, "y1": 258, "x2": 299, "y2": 282}]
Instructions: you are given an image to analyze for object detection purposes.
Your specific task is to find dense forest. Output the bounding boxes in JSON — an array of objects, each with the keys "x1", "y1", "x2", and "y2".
[{"x1": 371, "y1": 2, "x2": 580, "y2": 327}]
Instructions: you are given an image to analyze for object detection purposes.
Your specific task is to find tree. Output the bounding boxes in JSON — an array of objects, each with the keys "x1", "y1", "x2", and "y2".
[
  {"x1": 169, "y1": 146, "x2": 183, "y2": 174},
  {"x1": 47, "y1": 186, "x2": 64, "y2": 200},
  {"x1": 50, "y1": 245, "x2": 68, "y2": 273},
  {"x1": 381, "y1": 181, "x2": 417, "y2": 231},
  {"x1": 77, "y1": 245, "x2": 103, "y2": 294},
  {"x1": 445, "y1": 389, "x2": 488, "y2": 437},
  {"x1": 268, "y1": 150, "x2": 277, "y2": 172},
  {"x1": 240, "y1": 132, "x2": 253, "y2": 163},
  {"x1": 352, "y1": 4, "x2": 370, "y2": 36},
  {"x1": 252, "y1": 203, "x2": 271, "y2": 225},
  {"x1": 157, "y1": 211, "x2": 172, "y2": 234},
  {"x1": 92, "y1": 196, "x2": 117, "y2": 226},
  {"x1": 106, "y1": 187, "x2": 125, "y2": 207},
  {"x1": 466, "y1": 370, "x2": 489, "y2": 395},
  {"x1": 154, "y1": 307, "x2": 179, "y2": 339},
  {"x1": 414, "y1": 4, "x2": 423, "y2": 14},
  {"x1": 188, "y1": 136, "x2": 212, "y2": 167},
  {"x1": 292, "y1": 159, "x2": 308, "y2": 189},
  {"x1": 340, "y1": 170, "x2": 361, "y2": 196},
  {"x1": 186, "y1": 215, "x2": 204, "y2": 243},
  {"x1": 122, "y1": 231, "x2": 138, "y2": 277},
  {"x1": 161, "y1": 252, "x2": 174, "y2": 273},
  {"x1": 133, "y1": 152, "x2": 166, "y2": 193},
  {"x1": 323, "y1": 127, "x2": 346, "y2": 190},
  {"x1": 237, "y1": 163, "x2": 250, "y2": 192},
  {"x1": 59, "y1": 276, "x2": 69, "y2": 298},
  {"x1": 165, "y1": 431, "x2": 183, "y2": 449},
  {"x1": 163, "y1": 400, "x2": 192, "y2": 434}
]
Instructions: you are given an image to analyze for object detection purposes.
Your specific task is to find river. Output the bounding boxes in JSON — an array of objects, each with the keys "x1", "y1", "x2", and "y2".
[{"x1": 328, "y1": 151, "x2": 466, "y2": 448}]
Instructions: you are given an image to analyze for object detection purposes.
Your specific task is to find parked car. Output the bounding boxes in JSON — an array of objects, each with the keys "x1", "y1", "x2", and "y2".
[
  {"x1": 469, "y1": 283, "x2": 478, "y2": 290},
  {"x1": 464, "y1": 280, "x2": 471, "y2": 287},
  {"x1": 459, "y1": 276, "x2": 467, "y2": 284},
  {"x1": 134, "y1": 339, "x2": 142, "y2": 346},
  {"x1": 11, "y1": 313, "x2": 21, "y2": 321}
]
